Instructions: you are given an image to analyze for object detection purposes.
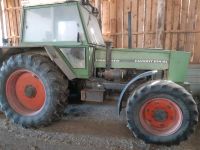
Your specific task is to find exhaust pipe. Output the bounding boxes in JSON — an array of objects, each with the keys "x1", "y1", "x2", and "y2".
[{"x1": 128, "y1": 11, "x2": 132, "y2": 49}]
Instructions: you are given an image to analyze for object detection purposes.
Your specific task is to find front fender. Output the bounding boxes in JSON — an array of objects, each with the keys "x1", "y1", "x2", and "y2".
[{"x1": 118, "y1": 70, "x2": 158, "y2": 115}]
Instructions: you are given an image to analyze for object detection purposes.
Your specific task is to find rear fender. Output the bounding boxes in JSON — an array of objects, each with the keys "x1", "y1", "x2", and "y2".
[
  {"x1": 0, "y1": 46, "x2": 76, "y2": 80},
  {"x1": 0, "y1": 47, "x2": 26, "y2": 65}
]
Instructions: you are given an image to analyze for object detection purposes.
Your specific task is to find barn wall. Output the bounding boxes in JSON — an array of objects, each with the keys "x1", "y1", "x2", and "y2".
[
  {"x1": 95, "y1": 0, "x2": 200, "y2": 64},
  {"x1": 1, "y1": 0, "x2": 21, "y2": 45},
  {"x1": 1, "y1": 0, "x2": 200, "y2": 63}
]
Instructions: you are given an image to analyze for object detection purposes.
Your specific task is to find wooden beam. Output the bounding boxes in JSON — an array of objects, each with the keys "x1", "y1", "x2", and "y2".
[
  {"x1": 110, "y1": 0, "x2": 117, "y2": 47},
  {"x1": 3, "y1": 0, "x2": 11, "y2": 44},
  {"x1": 137, "y1": 0, "x2": 145, "y2": 48},
  {"x1": 116, "y1": 0, "x2": 123, "y2": 48},
  {"x1": 101, "y1": 0, "x2": 110, "y2": 40},
  {"x1": 178, "y1": 0, "x2": 190, "y2": 50},
  {"x1": 0, "y1": 0, "x2": 5, "y2": 41},
  {"x1": 164, "y1": 0, "x2": 173, "y2": 49},
  {"x1": 185, "y1": 0, "x2": 198, "y2": 54},
  {"x1": 155, "y1": 0, "x2": 166, "y2": 48},
  {"x1": 103, "y1": 29, "x2": 200, "y2": 39},
  {"x1": 95, "y1": 0, "x2": 101, "y2": 28},
  {"x1": 123, "y1": 0, "x2": 131, "y2": 48},
  {"x1": 121, "y1": 0, "x2": 124, "y2": 48},
  {"x1": 144, "y1": 0, "x2": 152, "y2": 48},
  {"x1": 193, "y1": 0, "x2": 200, "y2": 63}
]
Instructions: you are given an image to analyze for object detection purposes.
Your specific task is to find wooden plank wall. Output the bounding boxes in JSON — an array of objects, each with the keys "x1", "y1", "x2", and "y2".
[
  {"x1": 99, "y1": 0, "x2": 159, "y2": 49},
  {"x1": 1, "y1": 0, "x2": 21, "y2": 45},
  {"x1": 2, "y1": 0, "x2": 200, "y2": 63},
  {"x1": 94, "y1": 0, "x2": 200, "y2": 64}
]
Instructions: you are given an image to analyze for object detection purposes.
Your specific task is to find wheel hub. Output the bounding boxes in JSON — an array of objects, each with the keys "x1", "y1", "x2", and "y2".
[
  {"x1": 139, "y1": 98, "x2": 183, "y2": 136},
  {"x1": 6, "y1": 70, "x2": 46, "y2": 116},
  {"x1": 153, "y1": 109, "x2": 168, "y2": 122},
  {"x1": 24, "y1": 85, "x2": 37, "y2": 98}
]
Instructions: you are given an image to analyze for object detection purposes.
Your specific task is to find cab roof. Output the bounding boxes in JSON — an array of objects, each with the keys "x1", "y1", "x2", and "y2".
[{"x1": 21, "y1": 0, "x2": 80, "y2": 7}]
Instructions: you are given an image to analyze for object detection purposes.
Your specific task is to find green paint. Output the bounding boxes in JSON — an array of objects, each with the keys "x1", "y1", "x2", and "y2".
[
  {"x1": 168, "y1": 51, "x2": 190, "y2": 82},
  {"x1": 95, "y1": 48, "x2": 190, "y2": 82},
  {"x1": 95, "y1": 48, "x2": 170, "y2": 70}
]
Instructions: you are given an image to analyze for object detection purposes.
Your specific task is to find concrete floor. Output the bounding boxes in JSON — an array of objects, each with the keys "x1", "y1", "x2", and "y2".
[{"x1": 0, "y1": 101, "x2": 200, "y2": 150}]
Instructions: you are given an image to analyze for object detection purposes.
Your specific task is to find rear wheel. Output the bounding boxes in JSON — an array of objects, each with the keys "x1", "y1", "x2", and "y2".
[
  {"x1": 126, "y1": 80, "x2": 198, "y2": 145},
  {"x1": 0, "y1": 54, "x2": 68, "y2": 128}
]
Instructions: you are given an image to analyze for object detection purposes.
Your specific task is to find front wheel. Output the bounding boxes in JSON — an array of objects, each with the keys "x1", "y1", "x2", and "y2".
[{"x1": 126, "y1": 80, "x2": 198, "y2": 145}]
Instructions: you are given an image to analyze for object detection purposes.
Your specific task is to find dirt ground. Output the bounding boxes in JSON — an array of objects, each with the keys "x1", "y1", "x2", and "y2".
[{"x1": 0, "y1": 101, "x2": 200, "y2": 150}]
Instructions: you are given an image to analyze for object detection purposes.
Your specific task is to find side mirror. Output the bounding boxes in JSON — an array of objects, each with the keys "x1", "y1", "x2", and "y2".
[
  {"x1": 92, "y1": 7, "x2": 99, "y2": 15},
  {"x1": 81, "y1": 0, "x2": 89, "y2": 5},
  {"x1": 2, "y1": 38, "x2": 9, "y2": 46}
]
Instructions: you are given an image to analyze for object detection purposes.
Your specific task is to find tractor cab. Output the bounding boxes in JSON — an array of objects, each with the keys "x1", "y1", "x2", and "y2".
[
  {"x1": 21, "y1": 0, "x2": 105, "y2": 47},
  {"x1": 20, "y1": 1, "x2": 105, "y2": 79}
]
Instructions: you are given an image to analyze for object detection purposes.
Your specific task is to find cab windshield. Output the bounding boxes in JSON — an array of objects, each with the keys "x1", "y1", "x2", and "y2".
[{"x1": 22, "y1": 4, "x2": 86, "y2": 43}]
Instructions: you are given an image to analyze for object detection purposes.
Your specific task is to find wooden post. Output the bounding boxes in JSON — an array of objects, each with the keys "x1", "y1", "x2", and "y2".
[
  {"x1": 132, "y1": 0, "x2": 139, "y2": 48},
  {"x1": 121, "y1": 0, "x2": 124, "y2": 48},
  {"x1": 0, "y1": 0, "x2": 5, "y2": 42},
  {"x1": 102, "y1": 0, "x2": 110, "y2": 41},
  {"x1": 137, "y1": 0, "x2": 145, "y2": 48},
  {"x1": 95, "y1": 0, "x2": 102, "y2": 29},
  {"x1": 116, "y1": 0, "x2": 123, "y2": 48},
  {"x1": 193, "y1": 0, "x2": 200, "y2": 63},
  {"x1": 155, "y1": 0, "x2": 166, "y2": 48},
  {"x1": 110, "y1": 0, "x2": 117, "y2": 47}
]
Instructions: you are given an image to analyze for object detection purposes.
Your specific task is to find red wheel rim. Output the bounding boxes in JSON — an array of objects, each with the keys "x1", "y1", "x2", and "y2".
[
  {"x1": 139, "y1": 98, "x2": 183, "y2": 136},
  {"x1": 6, "y1": 69, "x2": 46, "y2": 116}
]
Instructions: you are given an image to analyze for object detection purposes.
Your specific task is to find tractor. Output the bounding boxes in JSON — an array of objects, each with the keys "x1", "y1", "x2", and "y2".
[{"x1": 0, "y1": 0, "x2": 198, "y2": 145}]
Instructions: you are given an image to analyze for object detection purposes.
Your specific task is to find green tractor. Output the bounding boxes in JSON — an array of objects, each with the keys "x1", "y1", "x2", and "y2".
[{"x1": 0, "y1": 0, "x2": 198, "y2": 145}]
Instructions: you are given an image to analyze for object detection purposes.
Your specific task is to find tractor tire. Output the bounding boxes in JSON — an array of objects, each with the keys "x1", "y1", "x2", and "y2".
[
  {"x1": 126, "y1": 80, "x2": 198, "y2": 145},
  {"x1": 0, "y1": 54, "x2": 69, "y2": 128}
]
